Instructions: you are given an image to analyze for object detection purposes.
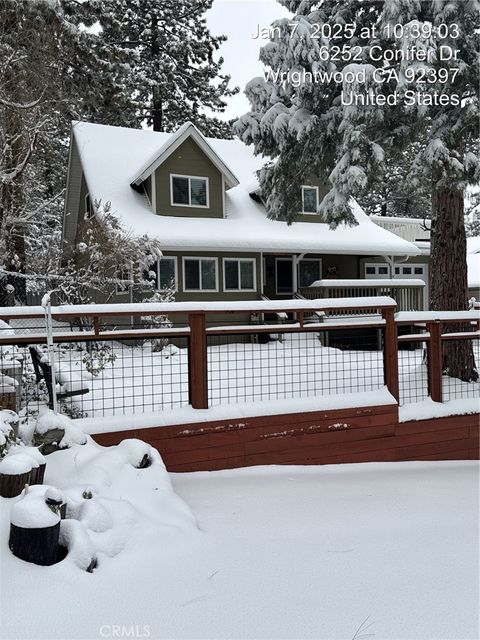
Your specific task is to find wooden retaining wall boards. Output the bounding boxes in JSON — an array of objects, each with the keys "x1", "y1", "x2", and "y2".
[{"x1": 92, "y1": 405, "x2": 479, "y2": 472}]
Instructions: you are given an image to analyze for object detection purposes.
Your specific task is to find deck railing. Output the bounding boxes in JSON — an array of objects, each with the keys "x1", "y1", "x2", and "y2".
[
  {"x1": 301, "y1": 279, "x2": 426, "y2": 312},
  {"x1": 0, "y1": 299, "x2": 478, "y2": 418},
  {"x1": 371, "y1": 215, "x2": 431, "y2": 242}
]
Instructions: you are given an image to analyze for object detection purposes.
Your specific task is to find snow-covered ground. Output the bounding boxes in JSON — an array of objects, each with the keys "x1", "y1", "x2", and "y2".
[
  {"x1": 39, "y1": 333, "x2": 480, "y2": 416},
  {"x1": 1, "y1": 441, "x2": 478, "y2": 640}
]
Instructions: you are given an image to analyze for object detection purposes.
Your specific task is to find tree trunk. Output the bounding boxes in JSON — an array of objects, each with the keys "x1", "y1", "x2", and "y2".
[
  {"x1": 150, "y1": 16, "x2": 163, "y2": 132},
  {"x1": 430, "y1": 182, "x2": 478, "y2": 382},
  {"x1": 152, "y1": 87, "x2": 163, "y2": 132}
]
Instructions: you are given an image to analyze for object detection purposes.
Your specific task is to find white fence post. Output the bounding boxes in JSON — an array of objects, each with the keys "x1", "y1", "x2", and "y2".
[{"x1": 42, "y1": 293, "x2": 58, "y2": 414}]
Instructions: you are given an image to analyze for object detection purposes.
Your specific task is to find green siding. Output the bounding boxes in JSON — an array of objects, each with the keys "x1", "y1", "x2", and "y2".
[
  {"x1": 162, "y1": 251, "x2": 261, "y2": 302},
  {"x1": 263, "y1": 253, "x2": 359, "y2": 299},
  {"x1": 154, "y1": 138, "x2": 224, "y2": 218}
]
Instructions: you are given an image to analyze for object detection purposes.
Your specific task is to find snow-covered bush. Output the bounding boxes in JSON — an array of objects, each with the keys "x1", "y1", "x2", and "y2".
[
  {"x1": 33, "y1": 409, "x2": 86, "y2": 454},
  {"x1": 0, "y1": 410, "x2": 20, "y2": 458},
  {"x1": 141, "y1": 288, "x2": 175, "y2": 353},
  {"x1": 81, "y1": 343, "x2": 117, "y2": 377}
]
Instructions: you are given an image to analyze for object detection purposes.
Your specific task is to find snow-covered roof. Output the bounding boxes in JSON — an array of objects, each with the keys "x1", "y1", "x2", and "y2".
[
  {"x1": 130, "y1": 121, "x2": 239, "y2": 189},
  {"x1": 71, "y1": 121, "x2": 420, "y2": 256},
  {"x1": 467, "y1": 237, "x2": 480, "y2": 289}
]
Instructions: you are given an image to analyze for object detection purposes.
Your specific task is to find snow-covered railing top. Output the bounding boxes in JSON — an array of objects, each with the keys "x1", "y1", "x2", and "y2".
[
  {"x1": 396, "y1": 310, "x2": 480, "y2": 324},
  {"x1": 0, "y1": 296, "x2": 397, "y2": 320},
  {"x1": 308, "y1": 279, "x2": 425, "y2": 288}
]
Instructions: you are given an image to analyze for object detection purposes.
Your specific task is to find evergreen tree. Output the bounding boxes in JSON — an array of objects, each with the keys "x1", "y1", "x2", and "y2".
[
  {"x1": 357, "y1": 143, "x2": 431, "y2": 219},
  {"x1": 96, "y1": 0, "x2": 238, "y2": 136},
  {"x1": 235, "y1": 0, "x2": 479, "y2": 381},
  {"x1": 0, "y1": 0, "x2": 134, "y2": 304},
  {"x1": 465, "y1": 191, "x2": 480, "y2": 237}
]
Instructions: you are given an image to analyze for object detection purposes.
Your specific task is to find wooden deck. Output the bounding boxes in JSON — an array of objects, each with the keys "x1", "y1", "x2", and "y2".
[{"x1": 93, "y1": 405, "x2": 479, "y2": 472}]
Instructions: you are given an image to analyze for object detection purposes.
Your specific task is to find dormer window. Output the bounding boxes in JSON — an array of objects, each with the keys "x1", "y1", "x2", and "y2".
[
  {"x1": 171, "y1": 174, "x2": 209, "y2": 208},
  {"x1": 301, "y1": 186, "x2": 319, "y2": 214}
]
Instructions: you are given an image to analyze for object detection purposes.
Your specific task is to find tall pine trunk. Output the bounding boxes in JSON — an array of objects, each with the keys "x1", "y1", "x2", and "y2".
[
  {"x1": 430, "y1": 182, "x2": 478, "y2": 382},
  {"x1": 150, "y1": 15, "x2": 163, "y2": 133}
]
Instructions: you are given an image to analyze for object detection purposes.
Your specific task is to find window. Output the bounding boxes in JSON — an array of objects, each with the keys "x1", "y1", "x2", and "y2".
[
  {"x1": 171, "y1": 175, "x2": 209, "y2": 207},
  {"x1": 365, "y1": 264, "x2": 391, "y2": 278},
  {"x1": 154, "y1": 257, "x2": 177, "y2": 291},
  {"x1": 183, "y1": 257, "x2": 218, "y2": 291},
  {"x1": 85, "y1": 193, "x2": 93, "y2": 219},
  {"x1": 402, "y1": 267, "x2": 412, "y2": 275},
  {"x1": 301, "y1": 186, "x2": 319, "y2": 214},
  {"x1": 414, "y1": 267, "x2": 424, "y2": 275},
  {"x1": 298, "y1": 259, "x2": 322, "y2": 287},
  {"x1": 223, "y1": 259, "x2": 256, "y2": 291}
]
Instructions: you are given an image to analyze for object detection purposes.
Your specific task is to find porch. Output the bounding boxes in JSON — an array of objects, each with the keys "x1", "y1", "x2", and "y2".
[{"x1": 261, "y1": 253, "x2": 426, "y2": 312}]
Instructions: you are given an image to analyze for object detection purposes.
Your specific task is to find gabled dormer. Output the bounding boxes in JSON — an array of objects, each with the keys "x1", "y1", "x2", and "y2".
[
  {"x1": 130, "y1": 122, "x2": 239, "y2": 219},
  {"x1": 250, "y1": 176, "x2": 330, "y2": 223}
]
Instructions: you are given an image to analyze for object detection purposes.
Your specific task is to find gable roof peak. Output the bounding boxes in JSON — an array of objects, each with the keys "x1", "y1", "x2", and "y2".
[{"x1": 130, "y1": 121, "x2": 239, "y2": 190}]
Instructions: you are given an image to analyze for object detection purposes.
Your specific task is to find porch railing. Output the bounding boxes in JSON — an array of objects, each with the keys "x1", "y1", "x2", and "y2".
[
  {"x1": 371, "y1": 215, "x2": 431, "y2": 242},
  {"x1": 301, "y1": 279, "x2": 426, "y2": 312}
]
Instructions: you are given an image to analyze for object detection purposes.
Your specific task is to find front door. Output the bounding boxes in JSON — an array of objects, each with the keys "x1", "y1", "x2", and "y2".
[{"x1": 275, "y1": 258, "x2": 294, "y2": 295}]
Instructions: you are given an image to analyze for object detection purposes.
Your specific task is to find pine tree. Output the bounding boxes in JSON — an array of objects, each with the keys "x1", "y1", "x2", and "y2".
[
  {"x1": 0, "y1": 0, "x2": 135, "y2": 305},
  {"x1": 357, "y1": 142, "x2": 431, "y2": 219},
  {"x1": 465, "y1": 191, "x2": 480, "y2": 237},
  {"x1": 235, "y1": 0, "x2": 479, "y2": 382},
  {"x1": 96, "y1": 0, "x2": 238, "y2": 135}
]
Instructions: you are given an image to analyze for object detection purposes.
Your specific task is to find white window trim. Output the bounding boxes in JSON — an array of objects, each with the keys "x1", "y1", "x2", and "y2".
[
  {"x1": 298, "y1": 258, "x2": 322, "y2": 288},
  {"x1": 182, "y1": 256, "x2": 219, "y2": 292},
  {"x1": 170, "y1": 174, "x2": 210, "y2": 208},
  {"x1": 301, "y1": 185, "x2": 319, "y2": 215},
  {"x1": 222, "y1": 258, "x2": 257, "y2": 292},
  {"x1": 275, "y1": 257, "x2": 294, "y2": 295},
  {"x1": 156, "y1": 256, "x2": 178, "y2": 292}
]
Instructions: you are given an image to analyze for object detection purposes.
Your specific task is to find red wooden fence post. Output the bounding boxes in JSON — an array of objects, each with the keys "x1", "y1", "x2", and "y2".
[
  {"x1": 427, "y1": 320, "x2": 443, "y2": 402},
  {"x1": 382, "y1": 307, "x2": 399, "y2": 402},
  {"x1": 188, "y1": 312, "x2": 208, "y2": 409}
]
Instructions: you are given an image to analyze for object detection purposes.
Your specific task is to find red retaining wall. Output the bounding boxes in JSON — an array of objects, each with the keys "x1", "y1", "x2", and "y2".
[{"x1": 92, "y1": 405, "x2": 479, "y2": 472}]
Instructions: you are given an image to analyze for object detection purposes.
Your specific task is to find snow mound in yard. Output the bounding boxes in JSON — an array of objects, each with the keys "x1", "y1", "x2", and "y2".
[
  {"x1": 35, "y1": 409, "x2": 87, "y2": 448},
  {"x1": 16, "y1": 437, "x2": 196, "y2": 571}
]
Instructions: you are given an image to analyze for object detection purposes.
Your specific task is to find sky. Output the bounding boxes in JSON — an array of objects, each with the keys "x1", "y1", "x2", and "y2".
[{"x1": 206, "y1": 0, "x2": 291, "y2": 120}]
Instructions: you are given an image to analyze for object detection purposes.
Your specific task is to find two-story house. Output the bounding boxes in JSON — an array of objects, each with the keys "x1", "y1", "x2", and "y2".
[{"x1": 63, "y1": 121, "x2": 425, "y2": 314}]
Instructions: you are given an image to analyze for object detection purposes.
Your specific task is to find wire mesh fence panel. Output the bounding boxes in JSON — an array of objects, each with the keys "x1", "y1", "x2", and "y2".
[
  {"x1": 398, "y1": 341, "x2": 429, "y2": 405},
  {"x1": 442, "y1": 338, "x2": 480, "y2": 401},
  {"x1": 1, "y1": 334, "x2": 190, "y2": 420},
  {"x1": 207, "y1": 329, "x2": 385, "y2": 406}
]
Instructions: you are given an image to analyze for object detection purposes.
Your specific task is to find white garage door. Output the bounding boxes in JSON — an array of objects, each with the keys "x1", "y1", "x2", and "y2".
[{"x1": 365, "y1": 263, "x2": 428, "y2": 307}]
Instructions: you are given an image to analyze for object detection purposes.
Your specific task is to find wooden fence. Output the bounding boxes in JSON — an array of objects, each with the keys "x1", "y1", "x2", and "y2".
[{"x1": 1, "y1": 298, "x2": 478, "y2": 470}]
